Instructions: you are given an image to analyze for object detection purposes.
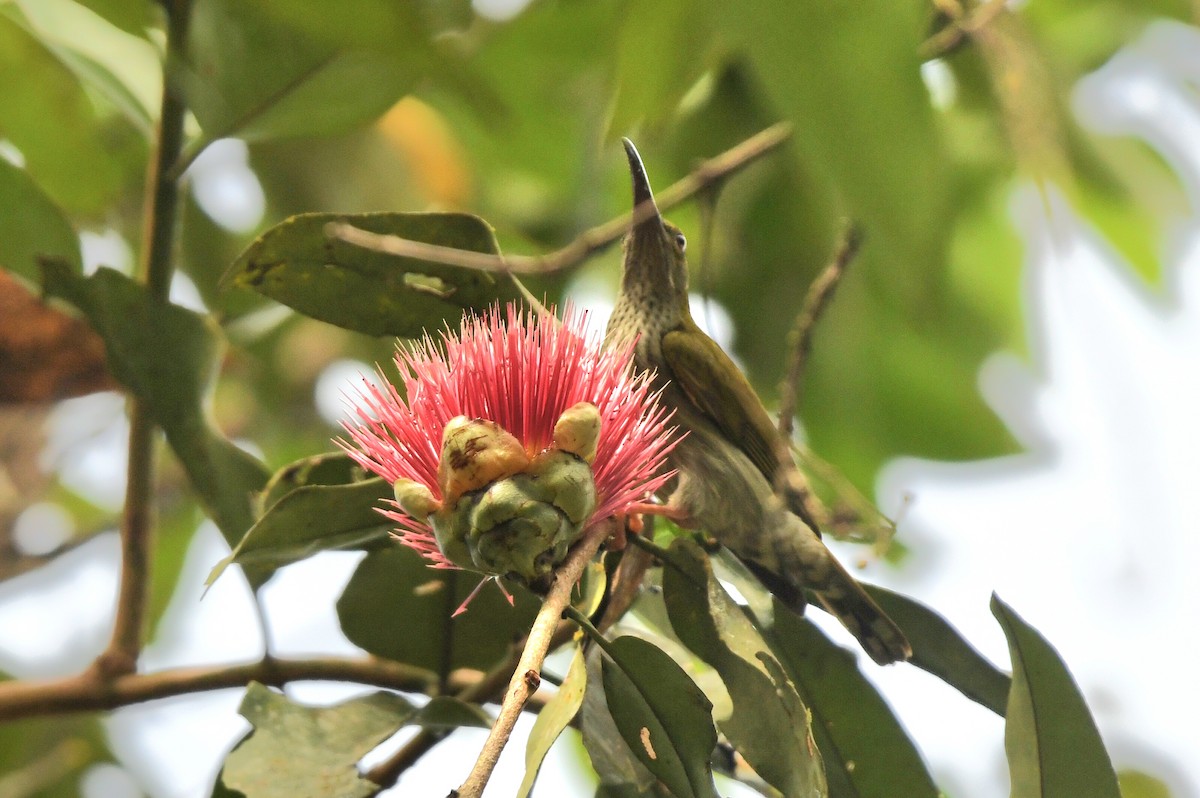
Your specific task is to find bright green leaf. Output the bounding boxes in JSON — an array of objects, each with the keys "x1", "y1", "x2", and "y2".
[
  {"x1": 518, "y1": 645, "x2": 588, "y2": 798},
  {"x1": 0, "y1": 695, "x2": 109, "y2": 798},
  {"x1": 768, "y1": 606, "x2": 938, "y2": 798},
  {"x1": 185, "y1": 0, "x2": 426, "y2": 152},
  {"x1": 0, "y1": 14, "x2": 135, "y2": 213},
  {"x1": 608, "y1": 0, "x2": 717, "y2": 138},
  {"x1": 1065, "y1": 130, "x2": 1181, "y2": 285},
  {"x1": 992, "y1": 594, "x2": 1121, "y2": 798},
  {"x1": 12, "y1": 0, "x2": 159, "y2": 132},
  {"x1": 205, "y1": 458, "x2": 391, "y2": 588},
  {"x1": 599, "y1": 635, "x2": 719, "y2": 798},
  {"x1": 39, "y1": 263, "x2": 270, "y2": 567},
  {"x1": 224, "y1": 212, "x2": 523, "y2": 337},
  {"x1": 865, "y1": 584, "x2": 1011, "y2": 716},
  {"x1": 1117, "y1": 770, "x2": 1173, "y2": 798},
  {"x1": 661, "y1": 539, "x2": 826, "y2": 798},
  {"x1": 219, "y1": 683, "x2": 487, "y2": 798},
  {"x1": 336, "y1": 546, "x2": 539, "y2": 674},
  {"x1": 0, "y1": 158, "x2": 81, "y2": 282},
  {"x1": 715, "y1": 0, "x2": 950, "y2": 286},
  {"x1": 72, "y1": 0, "x2": 156, "y2": 38},
  {"x1": 236, "y1": 0, "x2": 442, "y2": 51}
]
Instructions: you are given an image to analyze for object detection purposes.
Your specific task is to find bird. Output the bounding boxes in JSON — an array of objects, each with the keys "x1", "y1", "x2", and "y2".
[{"x1": 604, "y1": 138, "x2": 911, "y2": 665}]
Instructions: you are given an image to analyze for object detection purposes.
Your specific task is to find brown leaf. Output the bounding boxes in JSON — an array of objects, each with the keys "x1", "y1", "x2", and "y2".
[{"x1": 0, "y1": 270, "x2": 117, "y2": 403}]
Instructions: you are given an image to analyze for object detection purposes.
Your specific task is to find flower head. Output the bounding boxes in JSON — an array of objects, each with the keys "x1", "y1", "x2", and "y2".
[{"x1": 341, "y1": 303, "x2": 677, "y2": 577}]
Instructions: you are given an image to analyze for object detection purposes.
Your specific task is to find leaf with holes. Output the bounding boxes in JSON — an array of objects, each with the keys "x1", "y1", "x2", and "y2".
[
  {"x1": 598, "y1": 635, "x2": 718, "y2": 798},
  {"x1": 768, "y1": 605, "x2": 937, "y2": 798},
  {"x1": 216, "y1": 683, "x2": 489, "y2": 798},
  {"x1": 662, "y1": 539, "x2": 826, "y2": 798},
  {"x1": 223, "y1": 212, "x2": 523, "y2": 337}
]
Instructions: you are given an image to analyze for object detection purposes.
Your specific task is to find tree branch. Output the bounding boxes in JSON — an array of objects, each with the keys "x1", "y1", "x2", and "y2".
[
  {"x1": 777, "y1": 222, "x2": 862, "y2": 441},
  {"x1": 0, "y1": 656, "x2": 437, "y2": 723},
  {"x1": 326, "y1": 122, "x2": 793, "y2": 276},
  {"x1": 363, "y1": 617, "x2": 578, "y2": 788},
  {"x1": 451, "y1": 519, "x2": 613, "y2": 798},
  {"x1": 919, "y1": 0, "x2": 1009, "y2": 60},
  {"x1": 97, "y1": 0, "x2": 193, "y2": 678}
]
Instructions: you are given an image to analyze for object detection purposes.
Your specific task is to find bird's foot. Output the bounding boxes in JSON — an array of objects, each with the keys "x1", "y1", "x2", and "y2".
[{"x1": 624, "y1": 501, "x2": 696, "y2": 528}]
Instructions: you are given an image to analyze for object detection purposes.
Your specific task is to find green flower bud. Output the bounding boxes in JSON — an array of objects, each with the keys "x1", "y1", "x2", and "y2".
[
  {"x1": 552, "y1": 402, "x2": 601, "y2": 464},
  {"x1": 437, "y1": 416, "x2": 530, "y2": 506},
  {"x1": 393, "y1": 478, "x2": 441, "y2": 521},
  {"x1": 427, "y1": 446, "x2": 597, "y2": 582}
]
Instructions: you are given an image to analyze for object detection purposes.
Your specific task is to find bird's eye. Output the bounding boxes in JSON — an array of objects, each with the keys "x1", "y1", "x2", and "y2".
[{"x1": 674, "y1": 233, "x2": 687, "y2": 252}]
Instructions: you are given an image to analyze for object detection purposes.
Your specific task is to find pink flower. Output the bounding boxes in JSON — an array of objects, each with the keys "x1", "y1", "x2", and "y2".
[{"x1": 340, "y1": 303, "x2": 678, "y2": 569}]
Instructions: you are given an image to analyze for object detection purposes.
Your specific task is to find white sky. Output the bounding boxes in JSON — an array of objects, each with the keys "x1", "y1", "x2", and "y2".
[{"x1": 2, "y1": 19, "x2": 1199, "y2": 798}]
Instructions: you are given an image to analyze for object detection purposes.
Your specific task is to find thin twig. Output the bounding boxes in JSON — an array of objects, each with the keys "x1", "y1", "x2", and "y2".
[
  {"x1": 777, "y1": 222, "x2": 863, "y2": 441},
  {"x1": 0, "y1": 526, "x2": 112, "y2": 582},
  {"x1": 365, "y1": 615, "x2": 579, "y2": 788},
  {"x1": 0, "y1": 656, "x2": 437, "y2": 723},
  {"x1": 453, "y1": 520, "x2": 614, "y2": 798},
  {"x1": 326, "y1": 123, "x2": 793, "y2": 276},
  {"x1": 97, "y1": 0, "x2": 192, "y2": 679},
  {"x1": 919, "y1": 0, "x2": 1009, "y2": 60}
]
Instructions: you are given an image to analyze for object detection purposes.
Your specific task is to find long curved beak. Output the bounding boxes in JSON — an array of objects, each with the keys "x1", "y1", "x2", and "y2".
[{"x1": 622, "y1": 138, "x2": 664, "y2": 234}]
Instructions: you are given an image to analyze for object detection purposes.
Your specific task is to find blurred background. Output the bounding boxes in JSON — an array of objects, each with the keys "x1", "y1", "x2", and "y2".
[{"x1": 0, "y1": 0, "x2": 1197, "y2": 795}]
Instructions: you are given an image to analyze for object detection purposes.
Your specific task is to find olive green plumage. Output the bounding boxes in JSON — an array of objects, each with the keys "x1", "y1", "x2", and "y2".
[{"x1": 605, "y1": 139, "x2": 910, "y2": 665}]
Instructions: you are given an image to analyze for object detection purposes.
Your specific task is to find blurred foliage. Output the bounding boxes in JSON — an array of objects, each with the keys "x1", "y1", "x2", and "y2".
[{"x1": 0, "y1": 0, "x2": 1192, "y2": 795}]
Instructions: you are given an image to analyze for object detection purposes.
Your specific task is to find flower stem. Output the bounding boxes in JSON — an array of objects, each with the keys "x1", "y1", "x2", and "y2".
[{"x1": 453, "y1": 520, "x2": 613, "y2": 798}]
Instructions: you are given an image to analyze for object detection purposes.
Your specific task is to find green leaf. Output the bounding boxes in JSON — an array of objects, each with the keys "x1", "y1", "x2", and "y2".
[
  {"x1": 768, "y1": 606, "x2": 938, "y2": 798},
  {"x1": 336, "y1": 546, "x2": 539, "y2": 673},
  {"x1": 256, "y1": 451, "x2": 369, "y2": 513},
  {"x1": 716, "y1": 0, "x2": 949, "y2": 285},
  {"x1": 206, "y1": 454, "x2": 392, "y2": 588},
  {"x1": 219, "y1": 682, "x2": 488, "y2": 798},
  {"x1": 0, "y1": 158, "x2": 81, "y2": 282},
  {"x1": 661, "y1": 539, "x2": 826, "y2": 798},
  {"x1": 224, "y1": 212, "x2": 523, "y2": 337},
  {"x1": 413, "y1": 695, "x2": 492, "y2": 730},
  {"x1": 608, "y1": 0, "x2": 717, "y2": 137},
  {"x1": 580, "y1": 647, "x2": 660, "y2": 794},
  {"x1": 39, "y1": 264, "x2": 270, "y2": 565},
  {"x1": 517, "y1": 645, "x2": 588, "y2": 798},
  {"x1": 1064, "y1": 129, "x2": 1180, "y2": 285},
  {"x1": 185, "y1": 0, "x2": 426, "y2": 150},
  {"x1": 598, "y1": 635, "x2": 719, "y2": 798},
  {"x1": 0, "y1": 696, "x2": 109, "y2": 798},
  {"x1": 864, "y1": 583, "x2": 1011, "y2": 716},
  {"x1": 0, "y1": 14, "x2": 137, "y2": 214},
  {"x1": 1117, "y1": 770, "x2": 1173, "y2": 798},
  {"x1": 992, "y1": 594, "x2": 1121, "y2": 798},
  {"x1": 72, "y1": 0, "x2": 156, "y2": 38},
  {"x1": 426, "y1": 0, "x2": 621, "y2": 235},
  {"x1": 11, "y1": 0, "x2": 159, "y2": 132}
]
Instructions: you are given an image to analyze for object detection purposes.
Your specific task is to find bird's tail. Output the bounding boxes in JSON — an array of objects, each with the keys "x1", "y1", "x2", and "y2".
[
  {"x1": 809, "y1": 556, "x2": 911, "y2": 665},
  {"x1": 746, "y1": 513, "x2": 912, "y2": 666}
]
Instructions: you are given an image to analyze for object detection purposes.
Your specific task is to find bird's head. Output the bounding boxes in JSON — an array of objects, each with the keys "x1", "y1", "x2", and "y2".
[{"x1": 620, "y1": 139, "x2": 690, "y2": 303}]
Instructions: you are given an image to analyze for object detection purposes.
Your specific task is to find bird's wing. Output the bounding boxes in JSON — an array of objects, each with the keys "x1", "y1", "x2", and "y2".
[{"x1": 661, "y1": 325, "x2": 786, "y2": 486}]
